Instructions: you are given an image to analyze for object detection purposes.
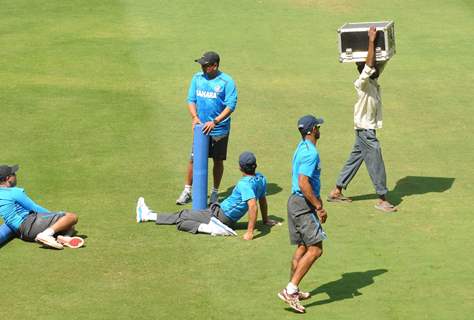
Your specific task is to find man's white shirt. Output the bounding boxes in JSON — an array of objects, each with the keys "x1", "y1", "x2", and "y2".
[{"x1": 353, "y1": 64, "x2": 383, "y2": 130}]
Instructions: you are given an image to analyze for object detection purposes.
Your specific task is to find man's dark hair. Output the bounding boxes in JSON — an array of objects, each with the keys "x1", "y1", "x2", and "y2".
[{"x1": 241, "y1": 164, "x2": 256, "y2": 175}]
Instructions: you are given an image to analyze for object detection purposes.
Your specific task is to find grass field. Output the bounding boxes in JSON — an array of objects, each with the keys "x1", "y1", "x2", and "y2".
[{"x1": 1, "y1": 0, "x2": 473, "y2": 319}]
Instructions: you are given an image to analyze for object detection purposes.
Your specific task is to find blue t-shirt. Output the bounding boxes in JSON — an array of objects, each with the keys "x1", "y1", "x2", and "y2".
[
  {"x1": 187, "y1": 71, "x2": 238, "y2": 136},
  {"x1": 291, "y1": 139, "x2": 321, "y2": 197},
  {"x1": 0, "y1": 187, "x2": 49, "y2": 231},
  {"x1": 220, "y1": 173, "x2": 266, "y2": 222}
]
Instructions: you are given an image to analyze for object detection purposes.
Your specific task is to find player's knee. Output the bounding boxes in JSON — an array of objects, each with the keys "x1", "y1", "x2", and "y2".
[
  {"x1": 66, "y1": 212, "x2": 78, "y2": 224},
  {"x1": 308, "y1": 245, "x2": 323, "y2": 259}
]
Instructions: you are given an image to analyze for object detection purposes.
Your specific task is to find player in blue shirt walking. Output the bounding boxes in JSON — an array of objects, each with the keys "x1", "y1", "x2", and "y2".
[
  {"x1": 278, "y1": 115, "x2": 328, "y2": 313},
  {"x1": 139, "y1": 152, "x2": 277, "y2": 240},
  {"x1": 176, "y1": 51, "x2": 238, "y2": 205},
  {"x1": 0, "y1": 164, "x2": 84, "y2": 249}
]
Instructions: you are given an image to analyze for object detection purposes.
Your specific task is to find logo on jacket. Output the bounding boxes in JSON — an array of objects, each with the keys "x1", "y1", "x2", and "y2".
[{"x1": 196, "y1": 90, "x2": 217, "y2": 99}]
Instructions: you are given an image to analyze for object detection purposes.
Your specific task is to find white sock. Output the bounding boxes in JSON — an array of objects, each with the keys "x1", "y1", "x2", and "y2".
[
  {"x1": 286, "y1": 282, "x2": 299, "y2": 294},
  {"x1": 197, "y1": 223, "x2": 212, "y2": 234},
  {"x1": 184, "y1": 185, "x2": 192, "y2": 193},
  {"x1": 42, "y1": 228, "x2": 55, "y2": 236},
  {"x1": 211, "y1": 187, "x2": 218, "y2": 193}
]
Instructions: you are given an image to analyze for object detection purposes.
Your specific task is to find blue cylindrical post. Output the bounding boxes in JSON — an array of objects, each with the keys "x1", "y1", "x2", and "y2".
[
  {"x1": 0, "y1": 223, "x2": 14, "y2": 247},
  {"x1": 192, "y1": 124, "x2": 209, "y2": 210}
]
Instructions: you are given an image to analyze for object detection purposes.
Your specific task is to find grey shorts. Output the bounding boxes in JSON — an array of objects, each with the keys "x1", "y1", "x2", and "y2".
[
  {"x1": 190, "y1": 134, "x2": 229, "y2": 161},
  {"x1": 18, "y1": 212, "x2": 65, "y2": 242},
  {"x1": 287, "y1": 194, "x2": 327, "y2": 246}
]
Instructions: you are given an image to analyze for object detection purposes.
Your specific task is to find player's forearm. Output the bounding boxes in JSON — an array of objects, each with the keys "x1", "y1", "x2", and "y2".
[
  {"x1": 259, "y1": 197, "x2": 269, "y2": 222},
  {"x1": 188, "y1": 103, "x2": 198, "y2": 119},
  {"x1": 246, "y1": 205, "x2": 258, "y2": 234},
  {"x1": 17, "y1": 193, "x2": 49, "y2": 213},
  {"x1": 300, "y1": 180, "x2": 323, "y2": 210},
  {"x1": 214, "y1": 107, "x2": 233, "y2": 123}
]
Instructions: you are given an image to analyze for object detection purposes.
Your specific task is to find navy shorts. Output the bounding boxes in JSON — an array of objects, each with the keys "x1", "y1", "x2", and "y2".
[
  {"x1": 190, "y1": 134, "x2": 229, "y2": 161},
  {"x1": 287, "y1": 194, "x2": 327, "y2": 246},
  {"x1": 18, "y1": 212, "x2": 65, "y2": 242}
]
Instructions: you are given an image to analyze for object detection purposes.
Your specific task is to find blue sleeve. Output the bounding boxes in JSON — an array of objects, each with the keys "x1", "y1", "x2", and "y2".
[
  {"x1": 239, "y1": 181, "x2": 256, "y2": 202},
  {"x1": 298, "y1": 151, "x2": 317, "y2": 178},
  {"x1": 187, "y1": 75, "x2": 197, "y2": 104},
  {"x1": 13, "y1": 189, "x2": 49, "y2": 213},
  {"x1": 224, "y1": 78, "x2": 237, "y2": 110}
]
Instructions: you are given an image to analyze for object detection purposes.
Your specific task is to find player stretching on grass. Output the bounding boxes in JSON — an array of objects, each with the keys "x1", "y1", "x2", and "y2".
[
  {"x1": 138, "y1": 152, "x2": 278, "y2": 239},
  {"x1": 176, "y1": 51, "x2": 238, "y2": 205},
  {"x1": 0, "y1": 164, "x2": 84, "y2": 249},
  {"x1": 328, "y1": 26, "x2": 397, "y2": 212},
  {"x1": 278, "y1": 115, "x2": 328, "y2": 313}
]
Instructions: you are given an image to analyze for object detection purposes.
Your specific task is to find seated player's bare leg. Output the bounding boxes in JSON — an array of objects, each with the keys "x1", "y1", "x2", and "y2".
[{"x1": 50, "y1": 212, "x2": 78, "y2": 234}]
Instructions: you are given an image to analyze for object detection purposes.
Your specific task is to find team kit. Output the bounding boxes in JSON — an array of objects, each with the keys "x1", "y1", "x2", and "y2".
[{"x1": 0, "y1": 23, "x2": 396, "y2": 314}]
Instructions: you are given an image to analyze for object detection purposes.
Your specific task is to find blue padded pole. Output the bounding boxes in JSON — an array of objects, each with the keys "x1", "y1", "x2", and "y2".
[
  {"x1": 0, "y1": 223, "x2": 14, "y2": 246},
  {"x1": 192, "y1": 124, "x2": 210, "y2": 210}
]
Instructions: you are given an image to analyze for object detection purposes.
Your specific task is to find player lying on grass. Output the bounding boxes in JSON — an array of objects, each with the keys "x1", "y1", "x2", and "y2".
[
  {"x1": 0, "y1": 164, "x2": 84, "y2": 249},
  {"x1": 137, "y1": 152, "x2": 279, "y2": 239}
]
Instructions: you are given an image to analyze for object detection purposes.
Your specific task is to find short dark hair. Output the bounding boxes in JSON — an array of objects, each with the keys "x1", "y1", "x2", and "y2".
[{"x1": 240, "y1": 164, "x2": 256, "y2": 175}]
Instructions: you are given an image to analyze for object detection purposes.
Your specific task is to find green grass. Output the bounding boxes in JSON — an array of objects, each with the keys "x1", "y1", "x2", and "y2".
[{"x1": 1, "y1": 0, "x2": 473, "y2": 319}]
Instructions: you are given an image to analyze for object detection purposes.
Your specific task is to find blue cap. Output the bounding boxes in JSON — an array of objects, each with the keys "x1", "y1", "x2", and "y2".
[
  {"x1": 297, "y1": 115, "x2": 324, "y2": 135},
  {"x1": 239, "y1": 151, "x2": 257, "y2": 168}
]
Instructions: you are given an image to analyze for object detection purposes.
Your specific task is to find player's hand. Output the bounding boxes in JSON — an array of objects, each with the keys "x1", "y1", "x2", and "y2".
[
  {"x1": 264, "y1": 219, "x2": 281, "y2": 227},
  {"x1": 202, "y1": 121, "x2": 215, "y2": 134},
  {"x1": 317, "y1": 208, "x2": 327, "y2": 224},
  {"x1": 368, "y1": 26, "x2": 377, "y2": 42},
  {"x1": 243, "y1": 231, "x2": 254, "y2": 240},
  {"x1": 192, "y1": 116, "x2": 201, "y2": 128}
]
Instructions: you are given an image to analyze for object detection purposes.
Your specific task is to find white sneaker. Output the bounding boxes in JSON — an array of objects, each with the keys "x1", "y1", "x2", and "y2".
[
  {"x1": 209, "y1": 191, "x2": 219, "y2": 204},
  {"x1": 209, "y1": 217, "x2": 237, "y2": 236},
  {"x1": 35, "y1": 232, "x2": 63, "y2": 249},
  {"x1": 176, "y1": 189, "x2": 191, "y2": 205},
  {"x1": 136, "y1": 197, "x2": 151, "y2": 223}
]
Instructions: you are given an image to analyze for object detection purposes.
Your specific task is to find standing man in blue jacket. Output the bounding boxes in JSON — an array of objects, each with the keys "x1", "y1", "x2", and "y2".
[
  {"x1": 0, "y1": 164, "x2": 84, "y2": 249},
  {"x1": 176, "y1": 51, "x2": 238, "y2": 205}
]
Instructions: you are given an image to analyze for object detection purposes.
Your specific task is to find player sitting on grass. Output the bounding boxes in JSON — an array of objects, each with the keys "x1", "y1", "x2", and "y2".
[
  {"x1": 0, "y1": 164, "x2": 84, "y2": 249},
  {"x1": 137, "y1": 152, "x2": 278, "y2": 239}
]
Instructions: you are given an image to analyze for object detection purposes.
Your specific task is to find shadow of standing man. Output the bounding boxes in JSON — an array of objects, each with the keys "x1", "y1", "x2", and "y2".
[{"x1": 305, "y1": 269, "x2": 388, "y2": 308}]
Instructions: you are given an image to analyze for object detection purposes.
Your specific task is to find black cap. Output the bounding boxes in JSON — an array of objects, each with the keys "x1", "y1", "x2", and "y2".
[
  {"x1": 0, "y1": 164, "x2": 19, "y2": 180},
  {"x1": 239, "y1": 151, "x2": 257, "y2": 169},
  {"x1": 195, "y1": 51, "x2": 220, "y2": 65},
  {"x1": 297, "y1": 115, "x2": 324, "y2": 135}
]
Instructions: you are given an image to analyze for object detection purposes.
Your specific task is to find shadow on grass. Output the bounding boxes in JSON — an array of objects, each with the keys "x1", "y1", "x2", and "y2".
[
  {"x1": 232, "y1": 215, "x2": 284, "y2": 240},
  {"x1": 218, "y1": 182, "x2": 283, "y2": 199},
  {"x1": 349, "y1": 176, "x2": 455, "y2": 205},
  {"x1": 303, "y1": 269, "x2": 388, "y2": 308}
]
